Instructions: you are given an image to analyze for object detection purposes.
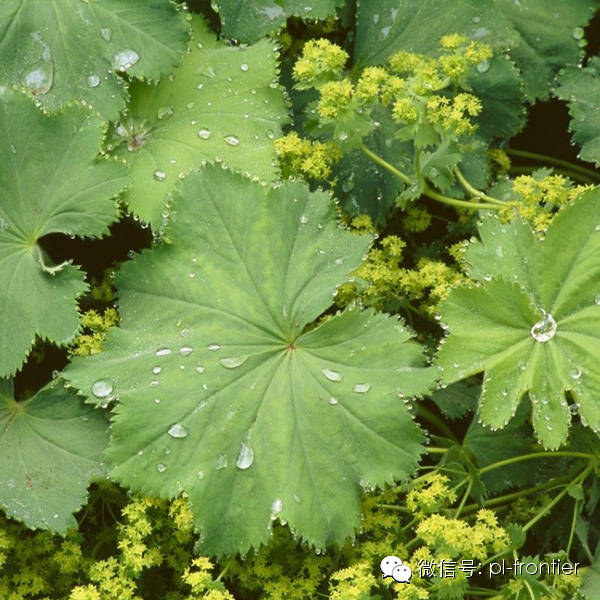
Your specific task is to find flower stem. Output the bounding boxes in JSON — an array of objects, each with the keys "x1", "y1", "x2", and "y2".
[
  {"x1": 507, "y1": 148, "x2": 600, "y2": 181},
  {"x1": 359, "y1": 144, "x2": 500, "y2": 211},
  {"x1": 478, "y1": 451, "x2": 592, "y2": 476},
  {"x1": 454, "y1": 167, "x2": 505, "y2": 205}
]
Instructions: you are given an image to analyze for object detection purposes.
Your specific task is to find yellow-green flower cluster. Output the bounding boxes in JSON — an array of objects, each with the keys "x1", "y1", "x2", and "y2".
[
  {"x1": 275, "y1": 131, "x2": 342, "y2": 180},
  {"x1": 328, "y1": 561, "x2": 376, "y2": 600},
  {"x1": 426, "y1": 93, "x2": 483, "y2": 135},
  {"x1": 293, "y1": 39, "x2": 349, "y2": 88},
  {"x1": 318, "y1": 79, "x2": 355, "y2": 119},
  {"x1": 416, "y1": 509, "x2": 510, "y2": 560},
  {"x1": 438, "y1": 34, "x2": 493, "y2": 81},
  {"x1": 335, "y1": 231, "x2": 406, "y2": 311},
  {"x1": 402, "y1": 207, "x2": 432, "y2": 233},
  {"x1": 399, "y1": 258, "x2": 465, "y2": 317},
  {"x1": 406, "y1": 474, "x2": 457, "y2": 517},
  {"x1": 498, "y1": 172, "x2": 591, "y2": 232},
  {"x1": 69, "y1": 308, "x2": 119, "y2": 357}
]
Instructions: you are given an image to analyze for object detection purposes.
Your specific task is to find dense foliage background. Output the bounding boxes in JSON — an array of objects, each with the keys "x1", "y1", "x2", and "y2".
[{"x1": 2, "y1": 1, "x2": 600, "y2": 598}]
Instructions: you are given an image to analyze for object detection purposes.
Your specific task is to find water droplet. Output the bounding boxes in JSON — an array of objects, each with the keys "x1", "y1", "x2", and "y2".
[
  {"x1": 570, "y1": 367, "x2": 582, "y2": 380},
  {"x1": 299, "y1": 215, "x2": 308, "y2": 224},
  {"x1": 87, "y1": 74, "x2": 100, "y2": 88},
  {"x1": 236, "y1": 440, "x2": 254, "y2": 469},
  {"x1": 293, "y1": 494, "x2": 301, "y2": 503},
  {"x1": 271, "y1": 498, "x2": 283, "y2": 517},
  {"x1": 153, "y1": 170, "x2": 166, "y2": 181},
  {"x1": 91, "y1": 379, "x2": 113, "y2": 398},
  {"x1": 157, "y1": 463, "x2": 167, "y2": 472},
  {"x1": 215, "y1": 454, "x2": 228, "y2": 470},
  {"x1": 572, "y1": 26, "x2": 585, "y2": 40},
  {"x1": 240, "y1": 63, "x2": 249, "y2": 71},
  {"x1": 179, "y1": 346, "x2": 193, "y2": 356},
  {"x1": 100, "y1": 27, "x2": 112, "y2": 41},
  {"x1": 220, "y1": 355, "x2": 249, "y2": 369},
  {"x1": 530, "y1": 310, "x2": 557, "y2": 342},
  {"x1": 207, "y1": 343, "x2": 221, "y2": 351},
  {"x1": 570, "y1": 403, "x2": 580, "y2": 415},
  {"x1": 23, "y1": 65, "x2": 53, "y2": 95},
  {"x1": 195, "y1": 365, "x2": 205, "y2": 374},
  {"x1": 157, "y1": 105, "x2": 174, "y2": 120},
  {"x1": 322, "y1": 368, "x2": 342, "y2": 382},
  {"x1": 156, "y1": 347, "x2": 172, "y2": 357},
  {"x1": 353, "y1": 383, "x2": 371, "y2": 393},
  {"x1": 113, "y1": 49, "x2": 139, "y2": 71},
  {"x1": 198, "y1": 128, "x2": 211, "y2": 139},
  {"x1": 329, "y1": 397, "x2": 339, "y2": 405},
  {"x1": 167, "y1": 423, "x2": 188, "y2": 438},
  {"x1": 224, "y1": 135, "x2": 240, "y2": 146},
  {"x1": 197, "y1": 470, "x2": 204, "y2": 479},
  {"x1": 152, "y1": 366, "x2": 162, "y2": 374},
  {"x1": 476, "y1": 58, "x2": 491, "y2": 73},
  {"x1": 154, "y1": 398, "x2": 160, "y2": 404}
]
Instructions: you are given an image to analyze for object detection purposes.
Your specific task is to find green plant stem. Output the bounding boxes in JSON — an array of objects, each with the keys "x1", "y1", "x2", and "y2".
[
  {"x1": 523, "y1": 580, "x2": 536, "y2": 600},
  {"x1": 507, "y1": 148, "x2": 600, "y2": 181},
  {"x1": 459, "y1": 475, "x2": 571, "y2": 515},
  {"x1": 455, "y1": 478, "x2": 473, "y2": 518},
  {"x1": 522, "y1": 463, "x2": 593, "y2": 533},
  {"x1": 478, "y1": 451, "x2": 592, "y2": 476},
  {"x1": 566, "y1": 498, "x2": 580, "y2": 558},
  {"x1": 508, "y1": 165, "x2": 595, "y2": 184},
  {"x1": 427, "y1": 446, "x2": 449, "y2": 454},
  {"x1": 415, "y1": 404, "x2": 459, "y2": 442},
  {"x1": 454, "y1": 168, "x2": 506, "y2": 205},
  {"x1": 359, "y1": 144, "x2": 500, "y2": 211},
  {"x1": 216, "y1": 564, "x2": 229, "y2": 582}
]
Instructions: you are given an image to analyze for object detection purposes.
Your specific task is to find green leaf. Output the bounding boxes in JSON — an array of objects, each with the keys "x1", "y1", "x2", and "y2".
[
  {"x1": 354, "y1": 0, "x2": 595, "y2": 102},
  {"x1": 109, "y1": 15, "x2": 289, "y2": 229},
  {"x1": 0, "y1": 0, "x2": 189, "y2": 120},
  {"x1": 64, "y1": 165, "x2": 435, "y2": 555},
  {"x1": 0, "y1": 91, "x2": 127, "y2": 377},
  {"x1": 555, "y1": 56, "x2": 600, "y2": 167},
  {"x1": 431, "y1": 379, "x2": 478, "y2": 420},
  {"x1": 436, "y1": 190, "x2": 600, "y2": 449},
  {"x1": 353, "y1": 0, "x2": 526, "y2": 140},
  {"x1": 0, "y1": 379, "x2": 108, "y2": 533},
  {"x1": 492, "y1": 0, "x2": 596, "y2": 101},
  {"x1": 582, "y1": 545, "x2": 600, "y2": 598},
  {"x1": 463, "y1": 401, "x2": 534, "y2": 494},
  {"x1": 213, "y1": 0, "x2": 345, "y2": 43},
  {"x1": 333, "y1": 107, "x2": 413, "y2": 224}
]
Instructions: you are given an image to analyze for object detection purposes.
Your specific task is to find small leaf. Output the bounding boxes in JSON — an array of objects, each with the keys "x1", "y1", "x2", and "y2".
[
  {"x1": 436, "y1": 190, "x2": 600, "y2": 449},
  {"x1": 506, "y1": 523, "x2": 526, "y2": 549},
  {"x1": 109, "y1": 15, "x2": 289, "y2": 228},
  {"x1": 65, "y1": 165, "x2": 435, "y2": 555},
  {"x1": 0, "y1": 0, "x2": 189, "y2": 119},
  {"x1": 0, "y1": 91, "x2": 127, "y2": 376},
  {"x1": 0, "y1": 379, "x2": 108, "y2": 533}
]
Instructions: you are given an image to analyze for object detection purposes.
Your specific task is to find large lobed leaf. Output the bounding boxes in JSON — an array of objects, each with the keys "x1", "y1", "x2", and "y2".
[
  {"x1": 0, "y1": 0, "x2": 189, "y2": 120},
  {"x1": 555, "y1": 56, "x2": 600, "y2": 167},
  {"x1": 0, "y1": 91, "x2": 127, "y2": 377},
  {"x1": 213, "y1": 0, "x2": 345, "y2": 43},
  {"x1": 0, "y1": 379, "x2": 108, "y2": 533},
  {"x1": 110, "y1": 15, "x2": 289, "y2": 229},
  {"x1": 354, "y1": 0, "x2": 596, "y2": 102},
  {"x1": 436, "y1": 190, "x2": 600, "y2": 449},
  {"x1": 65, "y1": 165, "x2": 435, "y2": 555}
]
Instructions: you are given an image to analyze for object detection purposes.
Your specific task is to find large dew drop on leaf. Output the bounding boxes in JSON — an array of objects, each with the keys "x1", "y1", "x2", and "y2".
[
  {"x1": 436, "y1": 190, "x2": 600, "y2": 449},
  {"x1": 0, "y1": 91, "x2": 127, "y2": 377},
  {"x1": 65, "y1": 165, "x2": 435, "y2": 555},
  {"x1": 109, "y1": 15, "x2": 289, "y2": 229},
  {"x1": 0, "y1": 379, "x2": 108, "y2": 533},
  {"x1": 0, "y1": 0, "x2": 189, "y2": 119}
]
